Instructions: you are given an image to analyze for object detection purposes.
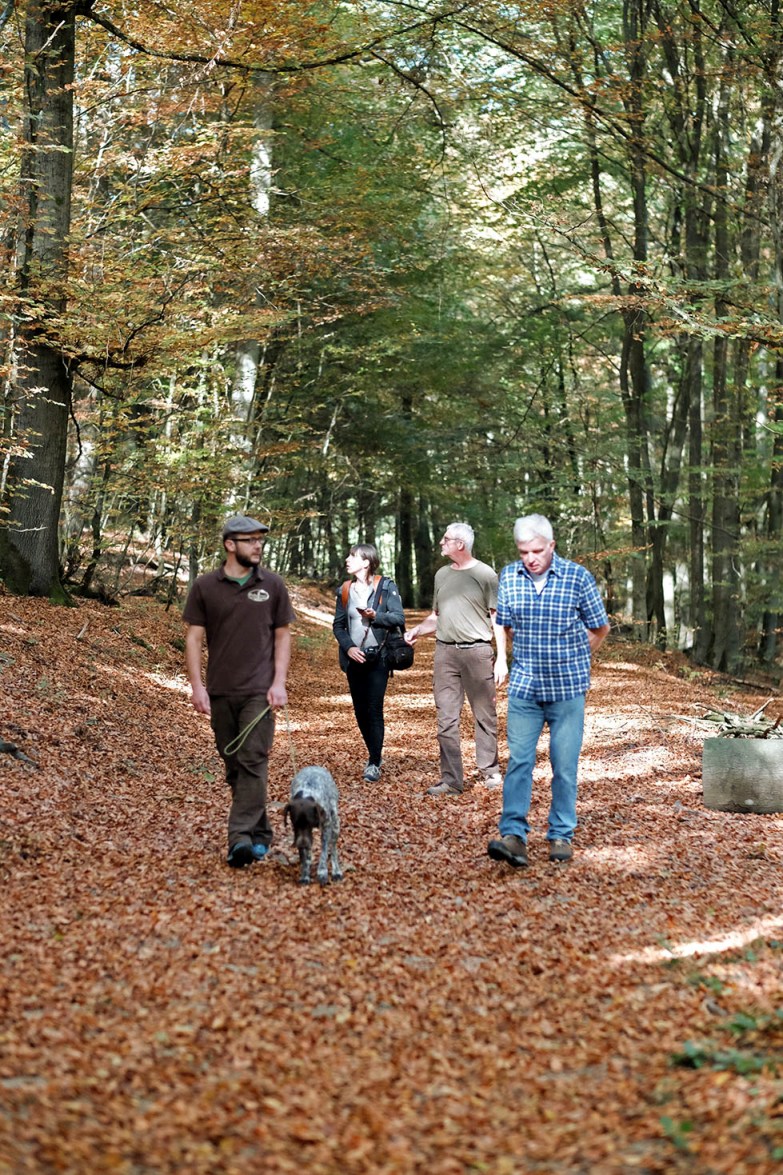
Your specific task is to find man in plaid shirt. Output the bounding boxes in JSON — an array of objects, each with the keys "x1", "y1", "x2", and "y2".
[{"x1": 488, "y1": 514, "x2": 610, "y2": 867}]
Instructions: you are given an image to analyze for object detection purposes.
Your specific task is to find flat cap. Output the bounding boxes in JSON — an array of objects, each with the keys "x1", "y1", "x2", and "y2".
[{"x1": 222, "y1": 514, "x2": 270, "y2": 538}]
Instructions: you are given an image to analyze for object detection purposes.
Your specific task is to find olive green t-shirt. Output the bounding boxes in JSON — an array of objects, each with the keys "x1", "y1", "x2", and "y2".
[{"x1": 432, "y1": 561, "x2": 498, "y2": 643}]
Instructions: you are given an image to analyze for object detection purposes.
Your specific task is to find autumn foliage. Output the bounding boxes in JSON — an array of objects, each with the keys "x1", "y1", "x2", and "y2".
[{"x1": 1, "y1": 588, "x2": 782, "y2": 1172}]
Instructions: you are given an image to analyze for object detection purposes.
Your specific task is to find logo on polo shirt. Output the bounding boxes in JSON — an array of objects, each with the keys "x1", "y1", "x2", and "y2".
[{"x1": 248, "y1": 588, "x2": 270, "y2": 603}]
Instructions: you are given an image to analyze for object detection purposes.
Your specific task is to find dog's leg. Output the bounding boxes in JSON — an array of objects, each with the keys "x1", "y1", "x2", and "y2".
[
  {"x1": 330, "y1": 835, "x2": 343, "y2": 883},
  {"x1": 329, "y1": 815, "x2": 343, "y2": 882},
  {"x1": 298, "y1": 845, "x2": 311, "y2": 885},
  {"x1": 317, "y1": 822, "x2": 332, "y2": 886}
]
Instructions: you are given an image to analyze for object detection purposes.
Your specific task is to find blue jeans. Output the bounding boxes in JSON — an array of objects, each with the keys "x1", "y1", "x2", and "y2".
[{"x1": 500, "y1": 694, "x2": 586, "y2": 843}]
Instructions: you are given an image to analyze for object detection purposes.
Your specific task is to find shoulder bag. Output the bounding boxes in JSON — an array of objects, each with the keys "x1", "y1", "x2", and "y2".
[{"x1": 373, "y1": 578, "x2": 414, "y2": 671}]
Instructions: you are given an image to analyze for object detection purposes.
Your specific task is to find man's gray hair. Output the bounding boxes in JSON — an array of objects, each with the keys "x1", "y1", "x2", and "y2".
[
  {"x1": 513, "y1": 514, "x2": 554, "y2": 544},
  {"x1": 446, "y1": 521, "x2": 475, "y2": 552}
]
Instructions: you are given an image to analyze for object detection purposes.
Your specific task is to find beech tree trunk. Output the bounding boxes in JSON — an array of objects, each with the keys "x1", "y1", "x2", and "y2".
[
  {"x1": 0, "y1": 1, "x2": 90, "y2": 598},
  {"x1": 414, "y1": 496, "x2": 435, "y2": 608},
  {"x1": 708, "y1": 61, "x2": 742, "y2": 671},
  {"x1": 396, "y1": 485, "x2": 415, "y2": 607},
  {"x1": 231, "y1": 74, "x2": 275, "y2": 422}
]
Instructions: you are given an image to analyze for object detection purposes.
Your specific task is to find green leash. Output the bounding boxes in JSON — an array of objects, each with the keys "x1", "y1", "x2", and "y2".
[
  {"x1": 283, "y1": 703, "x2": 297, "y2": 774},
  {"x1": 223, "y1": 702, "x2": 297, "y2": 773},
  {"x1": 223, "y1": 705, "x2": 271, "y2": 755}
]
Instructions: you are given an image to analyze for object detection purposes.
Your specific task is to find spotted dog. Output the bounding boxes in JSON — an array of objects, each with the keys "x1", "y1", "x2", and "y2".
[{"x1": 283, "y1": 766, "x2": 343, "y2": 886}]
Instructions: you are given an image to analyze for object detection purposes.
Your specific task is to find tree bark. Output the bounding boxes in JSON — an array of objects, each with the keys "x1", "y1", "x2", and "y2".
[
  {"x1": 0, "y1": 1, "x2": 91, "y2": 598},
  {"x1": 396, "y1": 486, "x2": 415, "y2": 606},
  {"x1": 414, "y1": 495, "x2": 434, "y2": 608},
  {"x1": 708, "y1": 60, "x2": 742, "y2": 672},
  {"x1": 230, "y1": 74, "x2": 275, "y2": 423}
]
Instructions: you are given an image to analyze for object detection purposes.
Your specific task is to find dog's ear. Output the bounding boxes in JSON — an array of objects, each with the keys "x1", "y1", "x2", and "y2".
[{"x1": 283, "y1": 803, "x2": 292, "y2": 828}]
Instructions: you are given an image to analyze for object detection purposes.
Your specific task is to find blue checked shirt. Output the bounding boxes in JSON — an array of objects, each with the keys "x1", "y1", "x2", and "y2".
[{"x1": 496, "y1": 552, "x2": 609, "y2": 701}]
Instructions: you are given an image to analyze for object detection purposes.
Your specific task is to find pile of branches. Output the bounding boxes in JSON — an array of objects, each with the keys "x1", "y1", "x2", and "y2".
[{"x1": 701, "y1": 699, "x2": 783, "y2": 739}]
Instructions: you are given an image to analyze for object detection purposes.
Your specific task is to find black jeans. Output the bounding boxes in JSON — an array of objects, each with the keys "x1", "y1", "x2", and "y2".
[{"x1": 346, "y1": 657, "x2": 390, "y2": 767}]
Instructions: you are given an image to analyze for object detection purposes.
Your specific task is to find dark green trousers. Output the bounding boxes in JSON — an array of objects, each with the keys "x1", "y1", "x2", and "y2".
[{"x1": 210, "y1": 695, "x2": 275, "y2": 851}]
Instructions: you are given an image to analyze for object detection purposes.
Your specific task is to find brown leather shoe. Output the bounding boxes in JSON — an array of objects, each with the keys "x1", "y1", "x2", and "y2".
[
  {"x1": 549, "y1": 839, "x2": 573, "y2": 863},
  {"x1": 487, "y1": 834, "x2": 528, "y2": 868},
  {"x1": 426, "y1": 781, "x2": 462, "y2": 796}
]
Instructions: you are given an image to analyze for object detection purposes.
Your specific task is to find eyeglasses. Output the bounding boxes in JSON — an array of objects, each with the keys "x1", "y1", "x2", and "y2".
[
  {"x1": 442, "y1": 536, "x2": 459, "y2": 545},
  {"x1": 233, "y1": 536, "x2": 264, "y2": 545}
]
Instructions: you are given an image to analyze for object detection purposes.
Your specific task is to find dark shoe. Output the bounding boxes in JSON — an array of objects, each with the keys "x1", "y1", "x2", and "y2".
[
  {"x1": 549, "y1": 839, "x2": 573, "y2": 863},
  {"x1": 363, "y1": 764, "x2": 381, "y2": 782},
  {"x1": 487, "y1": 834, "x2": 528, "y2": 868},
  {"x1": 250, "y1": 843, "x2": 269, "y2": 862},
  {"x1": 227, "y1": 842, "x2": 255, "y2": 869},
  {"x1": 426, "y1": 781, "x2": 461, "y2": 796}
]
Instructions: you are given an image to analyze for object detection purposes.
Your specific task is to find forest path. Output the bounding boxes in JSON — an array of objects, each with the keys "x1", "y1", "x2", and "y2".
[{"x1": 1, "y1": 590, "x2": 782, "y2": 1173}]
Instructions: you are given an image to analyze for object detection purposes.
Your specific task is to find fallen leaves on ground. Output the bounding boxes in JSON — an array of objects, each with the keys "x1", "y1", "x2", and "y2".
[{"x1": 1, "y1": 589, "x2": 782, "y2": 1174}]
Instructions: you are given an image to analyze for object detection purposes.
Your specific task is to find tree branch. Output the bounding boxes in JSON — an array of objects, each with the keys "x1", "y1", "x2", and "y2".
[
  {"x1": 451, "y1": 13, "x2": 771, "y2": 228},
  {"x1": 86, "y1": 4, "x2": 471, "y2": 77}
]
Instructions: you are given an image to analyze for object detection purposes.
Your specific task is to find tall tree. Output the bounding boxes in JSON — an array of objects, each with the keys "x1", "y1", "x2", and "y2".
[{"x1": 1, "y1": 1, "x2": 92, "y2": 597}]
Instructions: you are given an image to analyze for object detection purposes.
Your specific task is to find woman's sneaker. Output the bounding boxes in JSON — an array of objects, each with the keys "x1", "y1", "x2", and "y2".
[{"x1": 363, "y1": 763, "x2": 381, "y2": 782}]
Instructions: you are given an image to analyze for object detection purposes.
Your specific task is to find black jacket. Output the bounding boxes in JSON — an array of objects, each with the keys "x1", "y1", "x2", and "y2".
[{"x1": 332, "y1": 576, "x2": 406, "y2": 672}]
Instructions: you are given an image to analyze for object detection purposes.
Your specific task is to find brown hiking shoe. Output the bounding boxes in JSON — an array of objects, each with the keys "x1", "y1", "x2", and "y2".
[
  {"x1": 487, "y1": 834, "x2": 528, "y2": 868},
  {"x1": 549, "y1": 839, "x2": 573, "y2": 863}
]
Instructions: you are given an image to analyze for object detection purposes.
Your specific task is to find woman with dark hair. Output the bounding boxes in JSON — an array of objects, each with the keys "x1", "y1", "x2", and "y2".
[{"x1": 332, "y1": 543, "x2": 405, "y2": 781}]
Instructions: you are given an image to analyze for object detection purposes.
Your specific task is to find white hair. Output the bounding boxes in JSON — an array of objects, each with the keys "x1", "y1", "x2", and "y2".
[
  {"x1": 445, "y1": 521, "x2": 475, "y2": 552},
  {"x1": 513, "y1": 514, "x2": 554, "y2": 544}
]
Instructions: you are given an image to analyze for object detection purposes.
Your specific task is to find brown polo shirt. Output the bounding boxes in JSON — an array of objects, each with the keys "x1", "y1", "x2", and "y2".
[{"x1": 184, "y1": 564, "x2": 296, "y2": 698}]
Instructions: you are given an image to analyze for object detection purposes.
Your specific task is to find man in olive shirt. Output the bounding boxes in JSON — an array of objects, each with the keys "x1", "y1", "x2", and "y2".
[
  {"x1": 184, "y1": 514, "x2": 295, "y2": 868},
  {"x1": 406, "y1": 522, "x2": 507, "y2": 795}
]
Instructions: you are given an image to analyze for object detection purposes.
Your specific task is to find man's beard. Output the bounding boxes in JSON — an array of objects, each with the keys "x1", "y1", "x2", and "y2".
[{"x1": 234, "y1": 550, "x2": 259, "y2": 569}]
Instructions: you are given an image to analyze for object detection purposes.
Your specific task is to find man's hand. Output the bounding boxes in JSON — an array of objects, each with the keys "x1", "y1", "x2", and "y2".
[
  {"x1": 494, "y1": 658, "x2": 509, "y2": 687},
  {"x1": 406, "y1": 612, "x2": 437, "y2": 645},
  {"x1": 267, "y1": 682, "x2": 288, "y2": 709},
  {"x1": 347, "y1": 646, "x2": 366, "y2": 663},
  {"x1": 588, "y1": 623, "x2": 611, "y2": 654},
  {"x1": 191, "y1": 683, "x2": 211, "y2": 715}
]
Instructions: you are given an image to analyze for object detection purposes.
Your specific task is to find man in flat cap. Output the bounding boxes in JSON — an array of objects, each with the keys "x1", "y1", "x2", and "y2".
[{"x1": 184, "y1": 515, "x2": 296, "y2": 868}]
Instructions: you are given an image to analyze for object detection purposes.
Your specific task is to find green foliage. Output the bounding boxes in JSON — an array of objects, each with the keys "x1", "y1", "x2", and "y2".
[
  {"x1": 660, "y1": 1115, "x2": 694, "y2": 1153},
  {"x1": 0, "y1": 0, "x2": 780, "y2": 667},
  {"x1": 671, "y1": 1039, "x2": 769, "y2": 1076}
]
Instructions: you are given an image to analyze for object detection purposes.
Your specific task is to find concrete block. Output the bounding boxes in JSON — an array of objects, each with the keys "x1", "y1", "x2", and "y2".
[{"x1": 702, "y1": 738, "x2": 783, "y2": 813}]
